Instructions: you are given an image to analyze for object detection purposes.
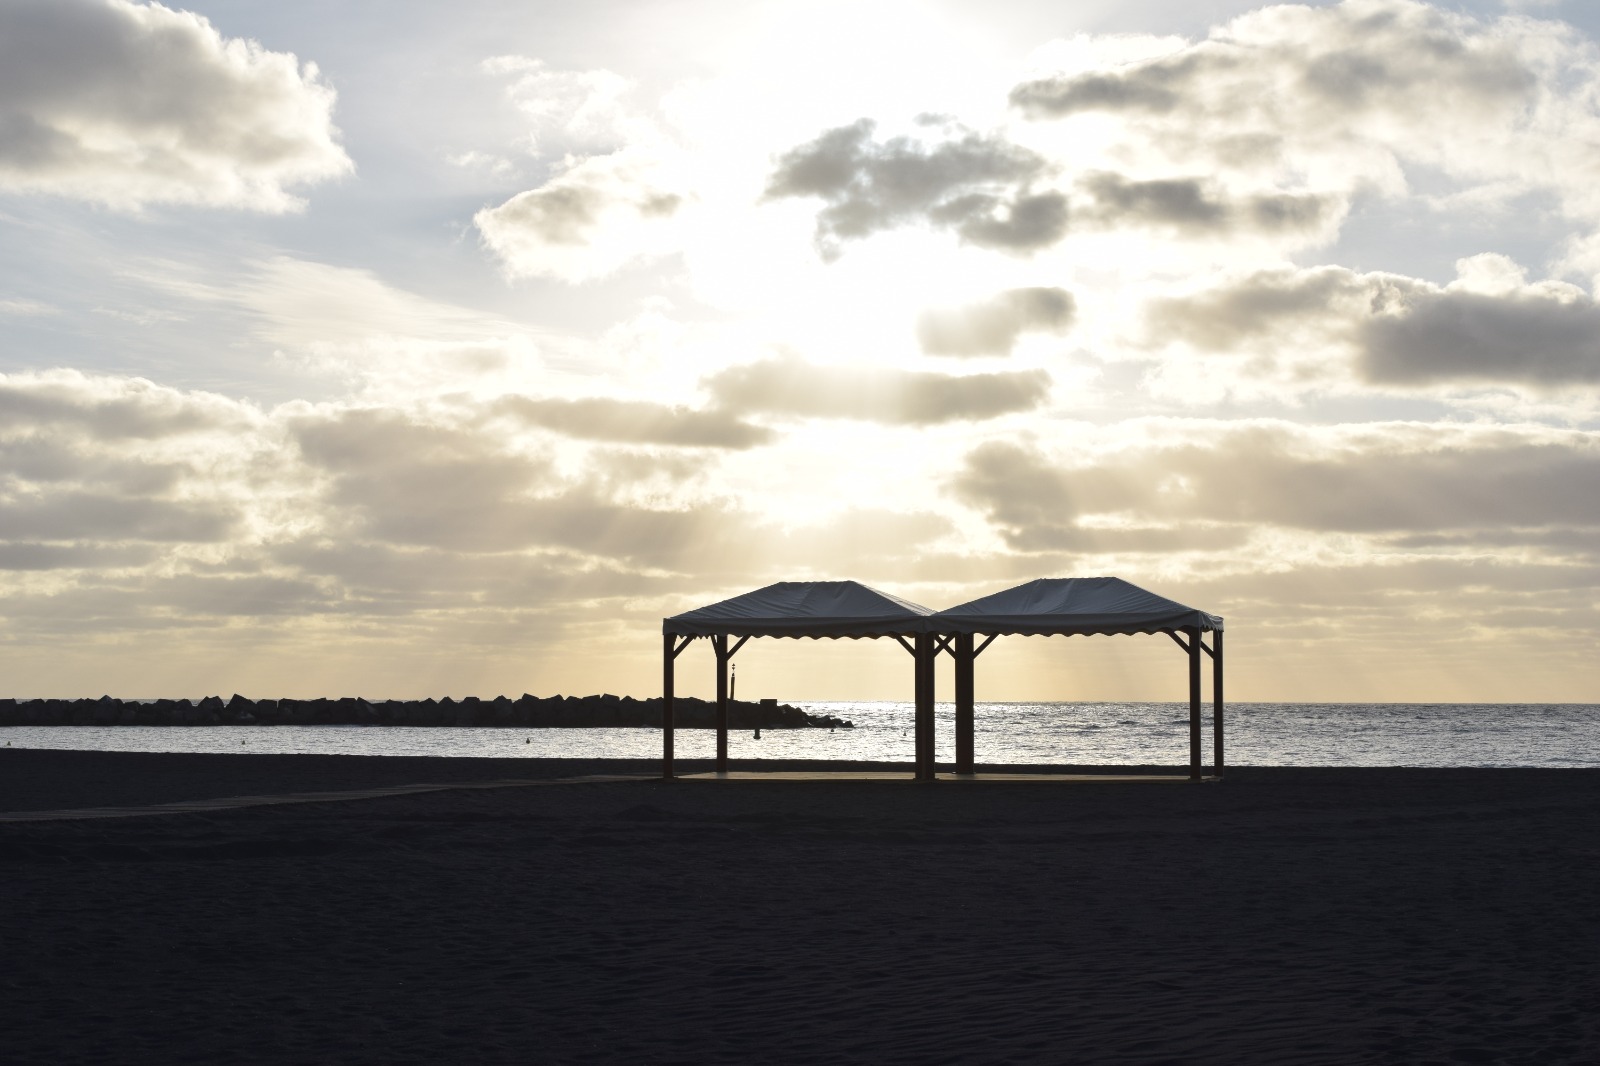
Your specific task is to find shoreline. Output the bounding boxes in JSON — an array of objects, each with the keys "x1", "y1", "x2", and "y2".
[{"x1": 3, "y1": 747, "x2": 1598, "y2": 814}]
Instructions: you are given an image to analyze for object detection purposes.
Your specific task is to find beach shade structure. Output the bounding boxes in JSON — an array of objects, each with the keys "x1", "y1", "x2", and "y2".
[
  {"x1": 662, "y1": 581, "x2": 937, "y2": 780},
  {"x1": 932, "y1": 577, "x2": 1225, "y2": 780}
]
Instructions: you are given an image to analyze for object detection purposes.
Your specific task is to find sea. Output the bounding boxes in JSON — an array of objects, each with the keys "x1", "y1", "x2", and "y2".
[{"x1": 3, "y1": 701, "x2": 1598, "y2": 767}]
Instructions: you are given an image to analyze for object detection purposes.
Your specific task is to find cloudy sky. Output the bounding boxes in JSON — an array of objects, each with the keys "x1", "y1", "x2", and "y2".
[{"x1": 3, "y1": 0, "x2": 1599, "y2": 703}]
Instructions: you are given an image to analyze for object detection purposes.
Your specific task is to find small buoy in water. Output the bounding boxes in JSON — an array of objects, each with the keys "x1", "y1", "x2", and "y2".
[
  {"x1": 525, "y1": 738, "x2": 530, "y2": 744},
  {"x1": 754, "y1": 727, "x2": 762, "y2": 739}
]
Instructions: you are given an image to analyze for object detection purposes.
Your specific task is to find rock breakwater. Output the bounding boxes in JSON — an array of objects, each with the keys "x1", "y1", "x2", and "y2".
[{"x1": 0, "y1": 694, "x2": 852, "y2": 730}]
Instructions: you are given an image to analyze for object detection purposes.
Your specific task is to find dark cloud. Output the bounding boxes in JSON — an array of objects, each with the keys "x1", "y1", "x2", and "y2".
[
  {"x1": 292, "y1": 408, "x2": 558, "y2": 552},
  {"x1": 951, "y1": 427, "x2": 1600, "y2": 551},
  {"x1": 765, "y1": 119, "x2": 1066, "y2": 255},
  {"x1": 1079, "y1": 172, "x2": 1334, "y2": 236},
  {"x1": 0, "y1": 542, "x2": 157, "y2": 571},
  {"x1": 704, "y1": 356, "x2": 1050, "y2": 424},
  {"x1": 1149, "y1": 265, "x2": 1600, "y2": 388},
  {"x1": 1362, "y1": 289, "x2": 1600, "y2": 386},
  {"x1": 150, "y1": 574, "x2": 335, "y2": 617},
  {"x1": 1145, "y1": 267, "x2": 1365, "y2": 349},
  {"x1": 917, "y1": 287, "x2": 1075, "y2": 357},
  {"x1": 2, "y1": 492, "x2": 236, "y2": 543},
  {"x1": 1083, "y1": 172, "x2": 1225, "y2": 227},
  {"x1": 0, "y1": 0, "x2": 348, "y2": 209},
  {"x1": 495, "y1": 395, "x2": 775, "y2": 448},
  {"x1": 1009, "y1": 51, "x2": 1226, "y2": 118},
  {"x1": 1145, "y1": 264, "x2": 1369, "y2": 355},
  {"x1": 0, "y1": 436, "x2": 188, "y2": 496},
  {"x1": 1386, "y1": 527, "x2": 1600, "y2": 557}
]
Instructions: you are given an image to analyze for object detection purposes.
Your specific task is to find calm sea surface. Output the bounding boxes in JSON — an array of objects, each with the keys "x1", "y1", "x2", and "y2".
[{"x1": 4, "y1": 702, "x2": 1598, "y2": 767}]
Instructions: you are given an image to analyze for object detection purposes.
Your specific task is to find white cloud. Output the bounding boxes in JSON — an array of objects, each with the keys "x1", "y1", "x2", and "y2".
[
  {"x1": 466, "y1": 56, "x2": 698, "y2": 283},
  {"x1": 0, "y1": 0, "x2": 350, "y2": 210},
  {"x1": 484, "y1": 56, "x2": 635, "y2": 153},
  {"x1": 1009, "y1": 0, "x2": 1600, "y2": 225},
  {"x1": 121, "y1": 255, "x2": 569, "y2": 401},
  {"x1": 475, "y1": 144, "x2": 690, "y2": 282},
  {"x1": 0, "y1": 297, "x2": 58, "y2": 317}
]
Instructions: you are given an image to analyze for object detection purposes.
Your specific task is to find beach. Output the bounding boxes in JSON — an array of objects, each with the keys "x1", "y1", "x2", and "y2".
[{"x1": 2, "y1": 751, "x2": 1597, "y2": 1064}]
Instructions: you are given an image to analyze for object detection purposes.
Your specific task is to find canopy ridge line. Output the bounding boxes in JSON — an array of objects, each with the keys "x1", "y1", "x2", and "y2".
[
  {"x1": 672, "y1": 635, "x2": 697, "y2": 659},
  {"x1": 973, "y1": 634, "x2": 999, "y2": 658},
  {"x1": 893, "y1": 634, "x2": 916, "y2": 656},
  {"x1": 1165, "y1": 629, "x2": 1192, "y2": 654}
]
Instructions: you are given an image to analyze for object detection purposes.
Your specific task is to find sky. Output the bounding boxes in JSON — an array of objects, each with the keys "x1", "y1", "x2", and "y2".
[{"x1": 2, "y1": 0, "x2": 1599, "y2": 703}]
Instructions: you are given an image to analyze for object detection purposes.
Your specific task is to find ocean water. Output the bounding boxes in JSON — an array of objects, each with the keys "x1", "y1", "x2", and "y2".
[{"x1": 3, "y1": 702, "x2": 1598, "y2": 767}]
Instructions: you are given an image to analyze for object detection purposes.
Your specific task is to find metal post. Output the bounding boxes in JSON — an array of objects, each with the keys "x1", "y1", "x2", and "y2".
[
  {"x1": 714, "y1": 634, "x2": 729, "y2": 773},
  {"x1": 1213, "y1": 629, "x2": 1225, "y2": 778},
  {"x1": 955, "y1": 633, "x2": 974, "y2": 774},
  {"x1": 1188, "y1": 626, "x2": 1202, "y2": 781},
  {"x1": 914, "y1": 632, "x2": 935, "y2": 781},
  {"x1": 912, "y1": 632, "x2": 925, "y2": 779},
  {"x1": 662, "y1": 632, "x2": 675, "y2": 780}
]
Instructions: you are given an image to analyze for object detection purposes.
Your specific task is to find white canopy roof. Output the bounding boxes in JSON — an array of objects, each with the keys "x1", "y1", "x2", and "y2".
[
  {"x1": 934, "y1": 577, "x2": 1223, "y2": 636},
  {"x1": 664, "y1": 580, "x2": 935, "y2": 638}
]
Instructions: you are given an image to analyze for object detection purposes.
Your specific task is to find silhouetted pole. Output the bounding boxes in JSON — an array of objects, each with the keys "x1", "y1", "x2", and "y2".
[
  {"x1": 914, "y1": 632, "x2": 936, "y2": 781},
  {"x1": 912, "y1": 632, "x2": 924, "y2": 779},
  {"x1": 1213, "y1": 630, "x2": 1225, "y2": 777},
  {"x1": 662, "y1": 632, "x2": 675, "y2": 780},
  {"x1": 714, "y1": 634, "x2": 729, "y2": 773},
  {"x1": 1188, "y1": 626, "x2": 1201, "y2": 781},
  {"x1": 955, "y1": 633, "x2": 975, "y2": 774}
]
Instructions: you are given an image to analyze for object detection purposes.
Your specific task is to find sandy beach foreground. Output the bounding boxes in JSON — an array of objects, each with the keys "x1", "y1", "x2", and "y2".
[{"x1": 2, "y1": 751, "x2": 1597, "y2": 1065}]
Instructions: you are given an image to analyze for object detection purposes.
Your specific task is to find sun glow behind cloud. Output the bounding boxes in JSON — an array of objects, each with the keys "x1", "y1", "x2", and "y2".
[{"x1": 0, "y1": 0, "x2": 1598, "y2": 702}]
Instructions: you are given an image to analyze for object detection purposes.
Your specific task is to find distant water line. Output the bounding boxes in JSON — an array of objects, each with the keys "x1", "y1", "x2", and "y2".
[{"x1": 4, "y1": 702, "x2": 1599, "y2": 767}]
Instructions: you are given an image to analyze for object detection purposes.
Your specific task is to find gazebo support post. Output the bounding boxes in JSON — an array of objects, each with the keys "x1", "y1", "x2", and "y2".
[
  {"x1": 714, "y1": 634, "x2": 729, "y2": 774},
  {"x1": 1187, "y1": 626, "x2": 1202, "y2": 781},
  {"x1": 914, "y1": 632, "x2": 935, "y2": 781},
  {"x1": 954, "y1": 633, "x2": 975, "y2": 774},
  {"x1": 1213, "y1": 630, "x2": 1225, "y2": 777},
  {"x1": 662, "y1": 632, "x2": 676, "y2": 780}
]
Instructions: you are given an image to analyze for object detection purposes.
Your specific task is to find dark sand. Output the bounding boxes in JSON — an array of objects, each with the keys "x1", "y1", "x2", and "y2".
[{"x1": 2, "y1": 751, "x2": 1597, "y2": 1064}]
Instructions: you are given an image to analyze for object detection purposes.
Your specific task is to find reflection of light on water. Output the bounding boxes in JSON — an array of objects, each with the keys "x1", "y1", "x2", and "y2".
[{"x1": 2, "y1": 702, "x2": 1598, "y2": 767}]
